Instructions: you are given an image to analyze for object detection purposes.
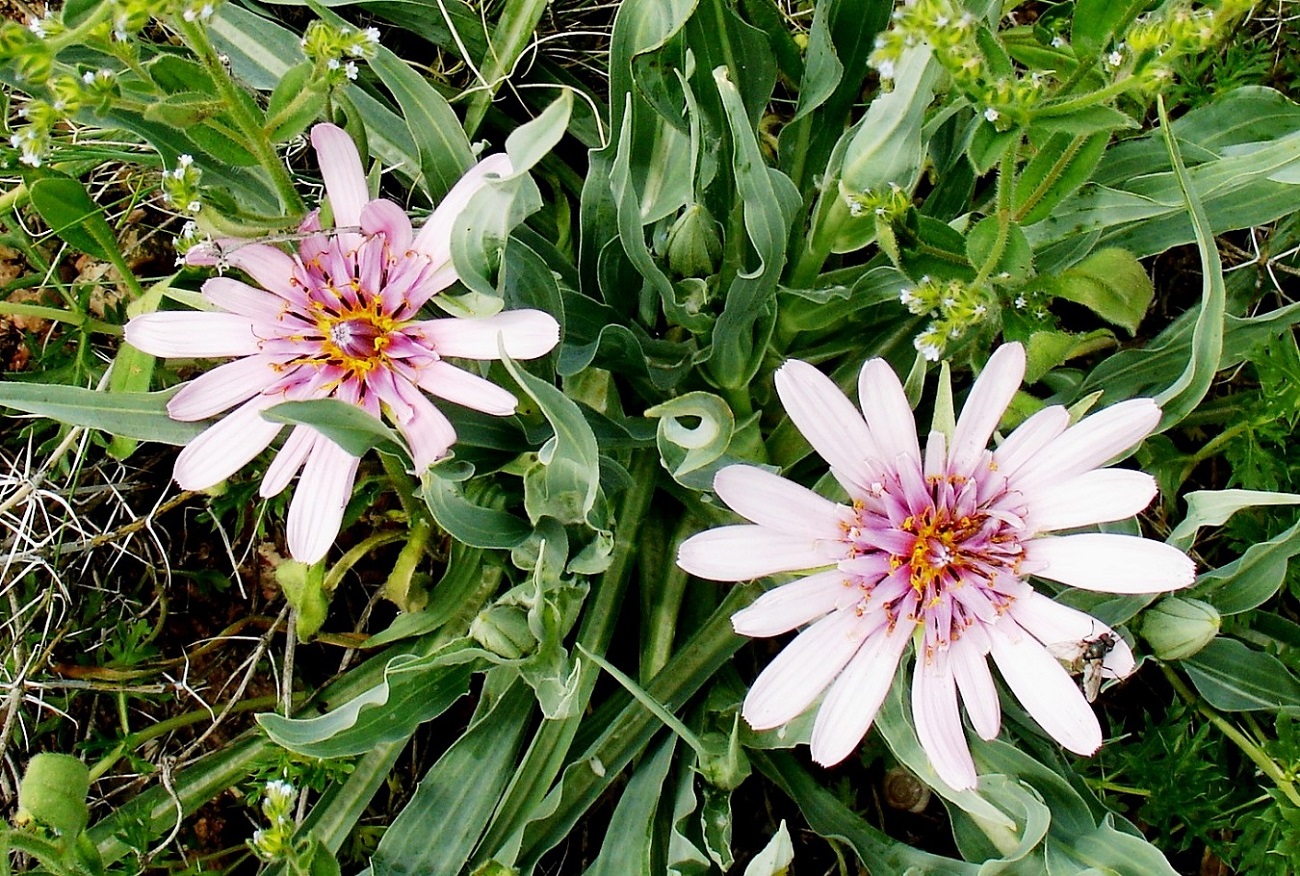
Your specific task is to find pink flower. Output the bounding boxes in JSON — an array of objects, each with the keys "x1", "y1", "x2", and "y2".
[
  {"x1": 126, "y1": 124, "x2": 560, "y2": 564},
  {"x1": 677, "y1": 343, "x2": 1194, "y2": 790}
]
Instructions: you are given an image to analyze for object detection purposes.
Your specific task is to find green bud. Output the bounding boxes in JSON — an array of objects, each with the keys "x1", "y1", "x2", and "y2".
[
  {"x1": 470, "y1": 604, "x2": 536, "y2": 660},
  {"x1": 13, "y1": 43, "x2": 54, "y2": 85},
  {"x1": 696, "y1": 716, "x2": 751, "y2": 791},
  {"x1": 17, "y1": 753, "x2": 90, "y2": 836},
  {"x1": 1140, "y1": 596, "x2": 1219, "y2": 660},
  {"x1": 665, "y1": 204, "x2": 722, "y2": 278},
  {"x1": 0, "y1": 21, "x2": 31, "y2": 61},
  {"x1": 49, "y1": 74, "x2": 84, "y2": 114}
]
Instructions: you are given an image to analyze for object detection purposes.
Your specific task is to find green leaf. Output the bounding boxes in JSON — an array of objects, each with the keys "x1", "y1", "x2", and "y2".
[
  {"x1": 1050, "y1": 247, "x2": 1154, "y2": 335},
  {"x1": 371, "y1": 682, "x2": 534, "y2": 876},
  {"x1": 1014, "y1": 131, "x2": 1109, "y2": 225},
  {"x1": 504, "y1": 91, "x2": 573, "y2": 178},
  {"x1": 29, "y1": 176, "x2": 117, "y2": 261},
  {"x1": 264, "y1": 62, "x2": 328, "y2": 142},
  {"x1": 276, "y1": 560, "x2": 330, "y2": 642},
  {"x1": 0, "y1": 383, "x2": 202, "y2": 445},
  {"x1": 463, "y1": 0, "x2": 551, "y2": 136},
  {"x1": 708, "y1": 67, "x2": 801, "y2": 389},
  {"x1": 1071, "y1": 0, "x2": 1144, "y2": 55},
  {"x1": 500, "y1": 355, "x2": 600, "y2": 526},
  {"x1": 966, "y1": 217, "x2": 1033, "y2": 282},
  {"x1": 262, "y1": 399, "x2": 407, "y2": 460},
  {"x1": 368, "y1": 47, "x2": 475, "y2": 202},
  {"x1": 645, "y1": 392, "x2": 736, "y2": 490},
  {"x1": 1170, "y1": 489, "x2": 1300, "y2": 551},
  {"x1": 742, "y1": 821, "x2": 794, "y2": 876},
  {"x1": 258, "y1": 645, "x2": 480, "y2": 758},
  {"x1": 107, "y1": 276, "x2": 172, "y2": 459},
  {"x1": 1032, "y1": 104, "x2": 1139, "y2": 137},
  {"x1": 584, "y1": 736, "x2": 677, "y2": 876},
  {"x1": 1149, "y1": 97, "x2": 1226, "y2": 427},
  {"x1": 1191, "y1": 516, "x2": 1300, "y2": 615},
  {"x1": 1184, "y1": 637, "x2": 1300, "y2": 711},
  {"x1": 420, "y1": 465, "x2": 532, "y2": 549}
]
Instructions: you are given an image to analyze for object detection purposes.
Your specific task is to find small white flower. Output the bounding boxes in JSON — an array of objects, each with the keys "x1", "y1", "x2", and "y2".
[
  {"x1": 973, "y1": 304, "x2": 987, "y2": 317},
  {"x1": 1107, "y1": 50, "x2": 1124, "y2": 68},
  {"x1": 327, "y1": 58, "x2": 341, "y2": 71},
  {"x1": 200, "y1": 3, "x2": 214, "y2": 19},
  {"x1": 984, "y1": 107, "x2": 1000, "y2": 123},
  {"x1": 1051, "y1": 35, "x2": 1066, "y2": 48},
  {"x1": 186, "y1": 200, "x2": 202, "y2": 213},
  {"x1": 877, "y1": 59, "x2": 896, "y2": 80},
  {"x1": 183, "y1": 7, "x2": 197, "y2": 21},
  {"x1": 344, "y1": 61, "x2": 359, "y2": 80},
  {"x1": 82, "y1": 71, "x2": 96, "y2": 84},
  {"x1": 27, "y1": 16, "x2": 48, "y2": 38},
  {"x1": 363, "y1": 27, "x2": 379, "y2": 43},
  {"x1": 1015, "y1": 295, "x2": 1027, "y2": 309},
  {"x1": 915, "y1": 338, "x2": 941, "y2": 361}
]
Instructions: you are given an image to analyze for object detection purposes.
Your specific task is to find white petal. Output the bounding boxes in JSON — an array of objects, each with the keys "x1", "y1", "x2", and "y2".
[
  {"x1": 988, "y1": 621, "x2": 1101, "y2": 755},
  {"x1": 913, "y1": 653, "x2": 978, "y2": 790},
  {"x1": 202, "y1": 277, "x2": 289, "y2": 322},
  {"x1": 713, "y1": 465, "x2": 849, "y2": 538},
  {"x1": 992, "y1": 406, "x2": 1070, "y2": 479},
  {"x1": 742, "y1": 608, "x2": 880, "y2": 730},
  {"x1": 220, "y1": 243, "x2": 300, "y2": 300},
  {"x1": 809, "y1": 623, "x2": 911, "y2": 765},
  {"x1": 1009, "y1": 592, "x2": 1136, "y2": 680},
  {"x1": 167, "y1": 356, "x2": 282, "y2": 420},
  {"x1": 172, "y1": 396, "x2": 282, "y2": 489},
  {"x1": 412, "y1": 153, "x2": 514, "y2": 264},
  {"x1": 285, "y1": 436, "x2": 360, "y2": 564},
  {"x1": 413, "y1": 310, "x2": 560, "y2": 360},
  {"x1": 416, "y1": 361, "x2": 518, "y2": 416},
  {"x1": 311, "y1": 123, "x2": 368, "y2": 228},
  {"x1": 1025, "y1": 534, "x2": 1195, "y2": 593},
  {"x1": 1012, "y1": 398, "x2": 1160, "y2": 491},
  {"x1": 774, "y1": 360, "x2": 878, "y2": 497},
  {"x1": 949, "y1": 343, "x2": 1025, "y2": 477},
  {"x1": 260, "y1": 426, "x2": 317, "y2": 498},
  {"x1": 124, "y1": 312, "x2": 259, "y2": 358},
  {"x1": 857, "y1": 358, "x2": 920, "y2": 466},
  {"x1": 731, "y1": 570, "x2": 855, "y2": 637},
  {"x1": 1022, "y1": 469, "x2": 1157, "y2": 533},
  {"x1": 393, "y1": 386, "x2": 457, "y2": 470},
  {"x1": 949, "y1": 635, "x2": 1001, "y2": 740},
  {"x1": 677, "y1": 526, "x2": 841, "y2": 581}
]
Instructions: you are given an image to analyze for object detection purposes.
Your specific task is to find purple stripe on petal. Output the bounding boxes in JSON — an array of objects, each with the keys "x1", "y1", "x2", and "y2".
[
  {"x1": 677, "y1": 525, "x2": 843, "y2": 581},
  {"x1": 948, "y1": 343, "x2": 1025, "y2": 477},
  {"x1": 774, "y1": 360, "x2": 878, "y2": 499},
  {"x1": 416, "y1": 361, "x2": 518, "y2": 416},
  {"x1": 411, "y1": 153, "x2": 513, "y2": 263},
  {"x1": 713, "y1": 465, "x2": 851, "y2": 538},
  {"x1": 412, "y1": 310, "x2": 561, "y2": 361},
  {"x1": 391, "y1": 380, "x2": 456, "y2": 470},
  {"x1": 992, "y1": 406, "x2": 1070, "y2": 480},
  {"x1": 1012, "y1": 398, "x2": 1161, "y2": 492},
  {"x1": 167, "y1": 356, "x2": 282, "y2": 421},
  {"x1": 1022, "y1": 468, "x2": 1157, "y2": 534},
  {"x1": 743, "y1": 608, "x2": 880, "y2": 730},
  {"x1": 202, "y1": 277, "x2": 290, "y2": 322},
  {"x1": 311, "y1": 124, "x2": 368, "y2": 229},
  {"x1": 172, "y1": 396, "x2": 283, "y2": 490},
  {"x1": 221, "y1": 243, "x2": 303, "y2": 302},
  {"x1": 285, "y1": 436, "x2": 360, "y2": 564},
  {"x1": 1024, "y1": 533, "x2": 1195, "y2": 593},
  {"x1": 857, "y1": 357, "x2": 921, "y2": 466},
  {"x1": 988, "y1": 620, "x2": 1102, "y2": 755},
  {"x1": 949, "y1": 635, "x2": 1001, "y2": 740},
  {"x1": 731, "y1": 569, "x2": 855, "y2": 637},
  {"x1": 912, "y1": 652, "x2": 978, "y2": 790},
  {"x1": 809, "y1": 622, "x2": 911, "y2": 766},
  {"x1": 360, "y1": 199, "x2": 413, "y2": 253},
  {"x1": 260, "y1": 426, "x2": 317, "y2": 498},
  {"x1": 124, "y1": 312, "x2": 260, "y2": 358}
]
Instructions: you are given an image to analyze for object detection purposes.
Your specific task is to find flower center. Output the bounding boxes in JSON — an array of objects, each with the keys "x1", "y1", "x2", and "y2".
[
  {"x1": 319, "y1": 306, "x2": 399, "y2": 374},
  {"x1": 902, "y1": 506, "x2": 983, "y2": 593}
]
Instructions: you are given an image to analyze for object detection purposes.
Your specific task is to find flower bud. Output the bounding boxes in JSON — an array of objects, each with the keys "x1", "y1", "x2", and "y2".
[
  {"x1": 665, "y1": 204, "x2": 721, "y2": 279},
  {"x1": 0, "y1": 21, "x2": 31, "y2": 61},
  {"x1": 470, "y1": 604, "x2": 536, "y2": 660},
  {"x1": 1140, "y1": 596, "x2": 1219, "y2": 660},
  {"x1": 13, "y1": 43, "x2": 53, "y2": 85}
]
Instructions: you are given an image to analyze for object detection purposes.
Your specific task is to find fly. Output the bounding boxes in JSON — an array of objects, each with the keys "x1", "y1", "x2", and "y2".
[{"x1": 1047, "y1": 632, "x2": 1118, "y2": 703}]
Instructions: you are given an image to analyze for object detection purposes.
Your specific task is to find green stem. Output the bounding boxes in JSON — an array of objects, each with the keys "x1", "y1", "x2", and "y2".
[
  {"x1": 88, "y1": 695, "x2": 285, "y2": 782},
  {"x1": 1034, "y1": 77, "x2": 1135, "y2": 118},
  {"x1": 383, "y1": 515, "x2": 435, "y2": 609},
  {"x1": 173, "y1": 19, "x2": 304, "y2": 214},
  {"x1": 476, "y1": 449, "x2": 660, "y2": 865},
  {"x1": 1012, "y1": 133, "x2": 1087, "y2": 223},
  {"x1": 1163, "y1": 665, "x2": 1300, "y2": 808},
  {"x1": 971, "y1": 141, "x2": 1019, "y2": 288},
  {"x1": 321, "y1": 531, "x2": 408, "y2": 593},
  {"x1": 379, "y1": 452, "x2": 421, "y2": 521},
  {"x1": 0, "y1": 302, "x2": 120, "y2": 335}
]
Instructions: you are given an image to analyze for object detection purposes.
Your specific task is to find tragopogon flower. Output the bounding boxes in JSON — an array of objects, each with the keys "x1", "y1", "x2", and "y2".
[
  {"x1": 676, "y1": 343, "x2": 1194, "y2": 790},
  {"x1": 126, "y1": 124, "x2": 559, "y2": 563}
]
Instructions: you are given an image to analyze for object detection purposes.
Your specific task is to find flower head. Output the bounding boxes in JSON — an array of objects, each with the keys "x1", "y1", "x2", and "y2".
[
  {"x1": 126, "y1": 124, "x2": 560, "y2": 563},
  {"x1": 677, "y1": 344, "x2": 1194, "y2": 790}
]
